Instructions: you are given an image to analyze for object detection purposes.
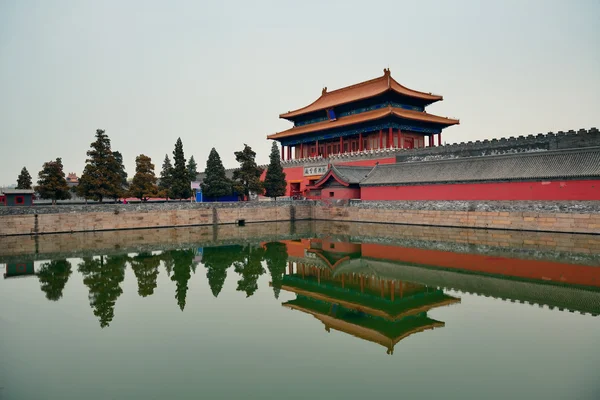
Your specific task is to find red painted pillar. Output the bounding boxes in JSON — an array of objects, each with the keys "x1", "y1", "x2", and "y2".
[
  {"x1": 438, "y1": 133, "x2": 442, "y2": 146},
  {"x1": 339, "y1": 136, "x2": 343, "y2": 154},
  {"x1": 399, "y1": 130, "x2": 403, "y2": 149},
  {"x1": 315, "y1": 140, "x2": 319, "y2": 156},
  {"x1": 300, "y1": 143, "x2": 304, "y2": 159},
  {"x1": 379, "y1": 130, "x2": 383, "y2": 149},
  {"x1": 288, "y1": 146, "x2": 292, "y2": 160},
  {"x1": 359, "y1": 132, "x2": 363, "y2": 151},
  {"x1": 388, "y1": 127, "x2": 393, "y2": 148},
  {"x1": 281, "y1": 144, "x2": 285, "y2": 160}
]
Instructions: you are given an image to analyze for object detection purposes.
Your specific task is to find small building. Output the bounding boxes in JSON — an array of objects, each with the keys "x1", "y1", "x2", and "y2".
[
  {"x1": 306, "y1": 165, "x2": 374, "y2": 200},
  {"x1": 1, "y1": 189, "x2": 35, "y2": 206}
]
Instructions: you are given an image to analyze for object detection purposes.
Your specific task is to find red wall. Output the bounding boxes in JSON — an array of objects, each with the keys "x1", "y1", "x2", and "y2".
[
  {"x1": 320, "y1": 187, "x2": 360, "y2": 200},
  {"x1": 361, "y1": 180, "x2": 600, "y2": 201}
]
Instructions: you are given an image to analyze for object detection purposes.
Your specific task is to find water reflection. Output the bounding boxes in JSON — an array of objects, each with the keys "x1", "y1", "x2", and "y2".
[
  {"x1": 38, "y1": 260, "x2": 72, "y2": 301},
  {"x1": 79, "y1": 255, "x2": 128, "y2": 328},
  {"x1": 3, "y1": 234, "x2": 600, "y2": 335}
]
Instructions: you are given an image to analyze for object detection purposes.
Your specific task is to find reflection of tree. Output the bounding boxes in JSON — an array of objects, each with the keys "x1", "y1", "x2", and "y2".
[
  {"x1": 202, "y1": 245, "x2": 245, "y2": 297},
  {"x1": 131, "y1": 252, "x2": 161, "y2": 297},
  {"x1": 78, "y1": 255, "x2": 128, "y2": 328},
  {"x1": 165, "y1": 249, "x2": 195, "y2": 311},
  {"x1": 263, "y1": 242, "x2": 288, "y2": 299},
  {"x1": 37, "y1": 259, "x2": 72, "y2": 301},
  {"x1": 162, "y1": 251, "x2": 174, "y2": 277},
  {"x1": 234, "y1": 245, "x2": 265, "y2": 298}
]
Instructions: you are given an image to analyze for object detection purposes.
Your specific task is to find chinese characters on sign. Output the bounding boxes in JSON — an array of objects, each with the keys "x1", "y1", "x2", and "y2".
[{"x1": 303, "y1": 165, "x2": 328, "y2": 177}]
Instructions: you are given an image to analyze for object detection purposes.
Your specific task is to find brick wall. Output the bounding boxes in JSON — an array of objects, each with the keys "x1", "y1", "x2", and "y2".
[
  {"x1": 0, "y1": 202, "x2": 313, "y2": 236},
  {"x1": 313, "y1": 202, "x2": 600, "y2": 234},
  {"x1": 1, "y1": 200, "x2": 598, "y2": 236}
]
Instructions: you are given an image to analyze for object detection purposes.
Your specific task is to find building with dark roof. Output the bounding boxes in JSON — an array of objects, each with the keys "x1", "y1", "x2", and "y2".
[
  {"x1": 303, "y1": 147, "x2": 600, "y2": 201},
  {"x1": 1, "y1": 189, "x2": 35, "y2": 206}
]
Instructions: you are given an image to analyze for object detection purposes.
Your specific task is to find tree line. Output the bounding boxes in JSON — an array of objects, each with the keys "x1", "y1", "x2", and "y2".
[
  {"x1": 14, "y1": 129, "x2": 287, "y2": 204},
  {"x1": 35, "y1": 242, "x2": 288, "y2": 328}
]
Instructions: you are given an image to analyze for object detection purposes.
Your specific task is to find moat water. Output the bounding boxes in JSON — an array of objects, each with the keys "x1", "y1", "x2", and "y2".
[{"x1": 1, "y1": 222, "x2": 599, "y2": 400}]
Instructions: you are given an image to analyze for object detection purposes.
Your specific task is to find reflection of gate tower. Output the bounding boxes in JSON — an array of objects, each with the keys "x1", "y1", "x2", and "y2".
[{"x1": 276, "y1": 238, "x2": 460, "y2": 354}]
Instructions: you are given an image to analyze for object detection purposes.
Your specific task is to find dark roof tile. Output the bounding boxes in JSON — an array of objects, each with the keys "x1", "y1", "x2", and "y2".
[{"x1": 360, "y1": 147, "x2": 600, "y2": 186}]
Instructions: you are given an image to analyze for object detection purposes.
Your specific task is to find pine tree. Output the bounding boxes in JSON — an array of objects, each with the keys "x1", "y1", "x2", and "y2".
[
  {"x1": 187, "y1": 155, "x2": 198, "y2": 182},
  {"x1": 36, "y1": 158, "x2": 71, "y2": 205},
  {"x1": 201, "y1": 148, "x2": 232, "y2": 199},
  {"x1": 263, "y1": 142, "x2": 287, "y2": 199},
  {"x1": 169, "y1": 138, "x2": 192, "y2": 200},
  {"x1": 77, "y1": 129, "x2": 123, "y2": 203},
  {"x1": 112, "y1": 151, "x2": 128, "y2": 196},
  {"x1": 158, "y1": 154, "x2": 173, "y2": 198},
  {"x1": 232, "y1": 144, "x2": 264, "y2": 200},
  {"x1": 128, "y1": 154, "x2": 158, "y2": 201},
  {"x1": 16, "y1": 167, "x2": 32, "y2": 189},
  {"x1": 263, "y1": 242, "x2": 288, "y2": 299}
]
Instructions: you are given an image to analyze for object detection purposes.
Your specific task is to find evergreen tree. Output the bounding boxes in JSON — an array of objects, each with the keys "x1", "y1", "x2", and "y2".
[
  {"x1": 203, "y1": 245, "x2": 244, "y2": 297},
  {"x1": 112, "y1": 151, "x2": 128, "y2": 199},
  {"x1": 169, "y1": 138, "x2": 192, "y2": 200},
  {"x1": 79, "y1": 255, "x2": 128, "y2": 328},
  {"x1": 187, "y1": 155, "x2": 198, "y2": 182},
  {"x1": 158, "y1": 154, "x2": 173, "y2": 198},
  {"x1": 128, "y1": 154, "x2": 158, "y2": 201},
  {"x1": 233, "y1": 244, "x2": 265, "y2": 297},
  {"x1": 77, "y1": 129, "x2": 123, "y2": 203},
  {"x1": 201, "y1": 148, "x2": 232, "y2": 199},
  {"x1": 131, "y1": 252, "x2": 161, "y2": 297},
  {"x1": 263, "y1": 142, "x2": 287, "y2": 199},
  {"x1": 167, "y1": 249, "x2": 195, "y2": 311},
  {"x1": 36, "y1": 158, "x2": 71, "y2": 205},
  {"x1": 263, "y1": 242, "x2": 288, "y2": 299},
  {"x1": 16, "y1": 167, "x2": 32, "y2": 189},
  {"x1": 232, "y1": 144, "x2": 264, "y2": 200},
  {"x1": 37, "y1": 259, "x2": 72, "y2": 301}
]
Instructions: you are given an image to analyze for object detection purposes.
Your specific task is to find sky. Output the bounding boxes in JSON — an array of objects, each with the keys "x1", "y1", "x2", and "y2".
[{"x1": 0, "y1": 0, "x2": 599, "y2": 186}]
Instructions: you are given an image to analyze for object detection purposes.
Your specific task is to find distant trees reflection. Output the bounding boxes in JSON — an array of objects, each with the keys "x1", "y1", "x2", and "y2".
[
  {"x1": 34, "y1": 242, "x2": 288, "y2": 328},
  {"x1": 37, "y1": 259, "x2": 73, "y2": 301}
]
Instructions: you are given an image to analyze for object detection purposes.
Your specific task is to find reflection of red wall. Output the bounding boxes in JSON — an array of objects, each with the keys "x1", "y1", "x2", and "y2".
[
  {"x1": 261, "y1": 157, "x2": 396, "y2": 196},
  {"x1": 361, "y1": 180, "x2": 600, "y2": 201},
  {"x1": 361, "y1": 243, "x2": 600, "y2": 288}
]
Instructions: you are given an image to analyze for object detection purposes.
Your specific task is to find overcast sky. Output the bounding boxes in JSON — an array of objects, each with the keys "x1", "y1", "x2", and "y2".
[{"x1": 1, "y1": 0, "x2": 598, "y2": 185}]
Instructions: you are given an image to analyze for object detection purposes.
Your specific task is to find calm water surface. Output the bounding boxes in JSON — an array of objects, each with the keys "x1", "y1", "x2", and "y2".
[{"x1": 1, "y1": 223, "x2": 599, "y2": 400}]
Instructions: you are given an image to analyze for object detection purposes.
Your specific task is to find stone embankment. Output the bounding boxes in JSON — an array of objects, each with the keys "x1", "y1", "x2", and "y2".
[
  {"x1": 312, "y1": 201, "x2": 600, "y2": 235},
  {"x1": 0, "y1": 201, "x2": 312, "y2": 236},
  {"x1": 0, "y1": 200, "x2": 599, "y2": 236}
]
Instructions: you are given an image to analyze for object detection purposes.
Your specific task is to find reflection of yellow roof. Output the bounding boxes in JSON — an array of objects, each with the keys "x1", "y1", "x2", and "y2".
[
  {"x1": 284, "y1": 303, "x2": 444, "y2": 354},
  {"x1": 279, "y1": 284, "x2": 460, "y2": 321}
]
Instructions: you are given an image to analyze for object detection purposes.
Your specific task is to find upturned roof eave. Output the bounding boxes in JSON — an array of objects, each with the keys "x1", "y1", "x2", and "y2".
[
  {"x1": 279, "y1": 71, "x2": 443, "y2": 120},
  {"x1": 269, "y1": 107, "x2": 459, "y2": 140}
]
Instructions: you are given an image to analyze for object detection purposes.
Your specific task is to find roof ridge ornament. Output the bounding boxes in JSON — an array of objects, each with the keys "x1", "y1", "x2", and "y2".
[{"x1": 322, "y1": 87, "x2": 327, "y2": 95}]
